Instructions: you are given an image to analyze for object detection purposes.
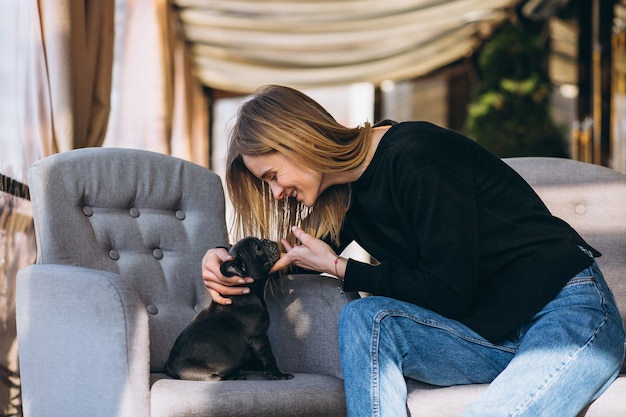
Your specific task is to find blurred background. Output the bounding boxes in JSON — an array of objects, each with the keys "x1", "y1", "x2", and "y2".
[{"x1": 1, "y1": 0, "x2": 625, "y2": 415}]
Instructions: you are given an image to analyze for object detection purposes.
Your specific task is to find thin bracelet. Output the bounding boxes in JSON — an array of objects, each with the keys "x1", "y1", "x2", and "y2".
[
  {"x1": 334, "y1": 256, "x2": 345, "y2": 293},
  {"x1": 334, "y1": 256, "x2": 343, "y2": 278}
]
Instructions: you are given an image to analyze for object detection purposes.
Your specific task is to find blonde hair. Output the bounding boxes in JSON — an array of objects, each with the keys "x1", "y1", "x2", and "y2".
[{"x1": 226, "y1": 85, "x2": 371, "y2": 246}]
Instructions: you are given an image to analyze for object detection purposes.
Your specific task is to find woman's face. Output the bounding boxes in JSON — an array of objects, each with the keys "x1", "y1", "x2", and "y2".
[{"x1": 242, "y1": 152, "x2": 323, "y2": 207}]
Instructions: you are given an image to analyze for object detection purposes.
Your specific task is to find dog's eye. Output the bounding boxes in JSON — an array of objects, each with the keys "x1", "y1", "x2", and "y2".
[{"x1": 254, "y1": 243, "x2": 262, "y2": 253}]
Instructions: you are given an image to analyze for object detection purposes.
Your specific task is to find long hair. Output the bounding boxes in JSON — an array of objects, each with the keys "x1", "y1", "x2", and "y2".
[{"x1": 226, "y1": 85, "x2": 371, "y2": 246}]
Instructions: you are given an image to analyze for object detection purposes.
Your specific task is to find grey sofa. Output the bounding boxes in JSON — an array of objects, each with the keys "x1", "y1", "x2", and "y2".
[
  {"x1": 405, "y1": 157, "x2": 626, "y2": 417},
  {"x1": 16, "y1": 149, "x2": 625, "y2": 417}
]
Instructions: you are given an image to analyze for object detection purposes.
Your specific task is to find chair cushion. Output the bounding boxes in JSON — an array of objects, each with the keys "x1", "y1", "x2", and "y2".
[{"x1": 150, "y1": 373, "x2": 347, "y2": 417}]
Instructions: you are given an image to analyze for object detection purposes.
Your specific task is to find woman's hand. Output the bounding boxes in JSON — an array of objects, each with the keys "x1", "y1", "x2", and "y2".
[
  {"x1": 270, "y1": 226, "x2": 344, "y2": 278},
  {"x1": 202, "y1": 247, "x2": 254, "y2": 305}
]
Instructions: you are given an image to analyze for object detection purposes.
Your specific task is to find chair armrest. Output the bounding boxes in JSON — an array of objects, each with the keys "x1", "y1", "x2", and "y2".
[
  {"x1": 266, "y1": 273, "x2": 360, "y2": 379},
  {"x1": 16, "y1": 264, "x2": 151, "y2": 417}
]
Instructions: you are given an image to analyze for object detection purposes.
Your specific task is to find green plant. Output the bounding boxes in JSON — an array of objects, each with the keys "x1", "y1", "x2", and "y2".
[{"x1": 465, "y1": 20, "x2": 567, "y2": 158}]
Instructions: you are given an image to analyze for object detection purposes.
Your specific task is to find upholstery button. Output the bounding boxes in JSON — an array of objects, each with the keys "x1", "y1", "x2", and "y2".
[
  {"x1": 109, "y1": 250, "x2": 119, "y2": 261},
  {"x1": 152, "y1": 248, "x2": 163, "y2": 259},
  {"x1": 146, "y1": 305, "x2": 158, "y2": 315},
  {"x1": 175, "y1": 210, "x2": 186, "y2": 220},
  {"x1": 129, "y1": 207, "x2": 140, "y2": 218},
  {"x1": 82, "y1": 206, "x2": 93, "y2": 217},
  {"x1": 575, "y1": 204, "x2": 586, "y2": 215}
]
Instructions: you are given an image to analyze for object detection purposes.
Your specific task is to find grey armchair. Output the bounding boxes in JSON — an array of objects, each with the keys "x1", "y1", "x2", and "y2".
[{"x1": 16, "y1": 148, "x2": 355, "y2": 417}]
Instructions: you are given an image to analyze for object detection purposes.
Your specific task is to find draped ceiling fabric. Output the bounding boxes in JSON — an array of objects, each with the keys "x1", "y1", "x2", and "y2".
[{"x1": 172, "y1": 0, "x2": 523, "y2": 94}]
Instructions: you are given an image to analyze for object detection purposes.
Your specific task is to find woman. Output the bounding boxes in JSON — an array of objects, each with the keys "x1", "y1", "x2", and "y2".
[{"x1": 202, "y1": 85, "x2": 625, "y2": 417}]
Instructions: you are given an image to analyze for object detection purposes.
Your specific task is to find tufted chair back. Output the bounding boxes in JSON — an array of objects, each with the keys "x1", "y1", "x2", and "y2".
[{"x1": 26, "y1": 147, "x2": 229, "y2": 370}]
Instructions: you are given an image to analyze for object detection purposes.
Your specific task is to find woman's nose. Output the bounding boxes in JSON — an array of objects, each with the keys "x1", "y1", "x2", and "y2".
[{"x1": 269, "y1": 183, "x2": 284, "y2": 200}]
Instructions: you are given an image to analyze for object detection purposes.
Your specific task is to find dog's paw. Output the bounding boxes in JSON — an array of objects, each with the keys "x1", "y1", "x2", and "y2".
[
  {"x1": 222, "y1": 371, "x2": 246, "y2": 380},
  {"x1": 266, "y1": 369, "x2": 294, "y2": 380}
]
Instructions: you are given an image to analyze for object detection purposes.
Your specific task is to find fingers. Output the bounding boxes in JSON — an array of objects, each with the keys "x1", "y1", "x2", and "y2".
[
  {"x1": 270, "y1": 251, "x2": 292, "y2": 273},
  {"x1": 204, "y1": 278, "x2": 252, "y2": 305},
  {"x1": 201, "y1": 247, "x2": 253, "y2": 305},
  {"x1": 269, "y1": 227, "x2": 302, "y2": 273},
  {"x1": 292, "y1": 225, "x2": 306, "y2": 243},
  {"x1": 285, "y1": 226, "x2": 338, "y2": 274},
  {"x1": 268, "y1": 226, "x2": 318, "y2": 273},
  {"x1": 209, "y1": 247, "x2": 233, "y2": 264},
  {"x1": 206, "y1": 287, "x2": 235, "y2": 306},
  {"x1": 201, "y1": 246, "x2": 230, "y2": 272}
]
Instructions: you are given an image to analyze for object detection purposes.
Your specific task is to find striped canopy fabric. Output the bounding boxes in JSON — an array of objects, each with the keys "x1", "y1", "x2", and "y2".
[{"x1": 172, "y1": 0, "x2": 523, "y2": 93}]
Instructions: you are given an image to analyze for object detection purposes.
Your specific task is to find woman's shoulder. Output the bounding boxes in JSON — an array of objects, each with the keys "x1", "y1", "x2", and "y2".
[
  {"x1": 373, "y1": 120, "x2": 507, "y2": 180},
  {"x1": 383, "y1": 120, "x2": 464, "y2": 139},
  {"x1": 377, "y1": 121, "x2": 474, "y2": 157}
]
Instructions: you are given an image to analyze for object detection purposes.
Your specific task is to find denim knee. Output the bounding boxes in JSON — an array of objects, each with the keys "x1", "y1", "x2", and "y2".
[{"x1": 340, "y1": 298, "x2": 371, "y2": 334}]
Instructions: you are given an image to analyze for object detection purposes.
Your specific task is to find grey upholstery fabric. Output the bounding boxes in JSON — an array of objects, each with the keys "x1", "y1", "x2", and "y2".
[
  {"x1": 23, "y1": 147, "x2": 230, "y2": 371},
  {"x1": 151, "y1": 274, "x2": 357, "y2": 417},
  {"x1": 405, "y1": 157, "x2": 626, "y2": 417},
  {"x1": 16, "y1": 148, "x2": 355, "y2": 417},
  {"x1": 15, "y1": 151, "x2": 625, "y2": 417},
  {"x1": 18, "y1": 264, "x2": 151, "y2": 417},
  {"x1": 151, "y1": 374, "x2": 347, "y2": 417},
  {"x1": 267, "y1": 274, "x2": 358, "y2": 379}
]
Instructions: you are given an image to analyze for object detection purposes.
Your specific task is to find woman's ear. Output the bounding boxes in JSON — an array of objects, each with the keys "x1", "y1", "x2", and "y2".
[{"x1": 220, "y1": 259, "x2": 247, "y2": 277}]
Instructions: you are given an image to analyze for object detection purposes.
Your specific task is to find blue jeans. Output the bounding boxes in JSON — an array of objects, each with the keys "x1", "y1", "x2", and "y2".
[{"x1": 339, "y1": 261, "x2": 625, "y2": 417}]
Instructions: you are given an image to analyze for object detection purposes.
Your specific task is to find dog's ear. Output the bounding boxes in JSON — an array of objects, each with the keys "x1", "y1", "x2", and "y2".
[{"x1": 220, "y1": 259, "x2": 248, "y2": 278}]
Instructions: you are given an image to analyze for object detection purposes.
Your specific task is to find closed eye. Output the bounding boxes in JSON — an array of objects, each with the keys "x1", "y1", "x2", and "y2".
[{"x1": 260, "y1": 170, "x2": 277, "y2": 183}]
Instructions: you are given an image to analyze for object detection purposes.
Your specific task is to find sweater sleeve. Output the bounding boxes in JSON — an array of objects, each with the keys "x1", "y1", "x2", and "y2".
[{"x1": 342, "y1": 166, "x2": 481, "y2": 319}]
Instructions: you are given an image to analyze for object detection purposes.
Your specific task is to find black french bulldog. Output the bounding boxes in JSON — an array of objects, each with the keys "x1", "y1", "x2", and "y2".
[{"x1": 164, "y1": 237, "x2": 294, "y2": 381}]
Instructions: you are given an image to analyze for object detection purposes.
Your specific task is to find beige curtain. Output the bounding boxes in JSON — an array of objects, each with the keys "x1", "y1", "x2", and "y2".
[
  {"x1": 172, "y1": 0, "x2": 521, "y2": 93},
  {"x1": 0, "y1": 0, "x2": 114, "y2": 181},
  {"x1": 47, "y1": 0, "x2": 115, "y2": 152},
  {"x1": 103, "y1": 0, "x2": 210, "y2": 168},
  {"x1": 0, "y1": 1, "x2": 114, "y2": 413}
]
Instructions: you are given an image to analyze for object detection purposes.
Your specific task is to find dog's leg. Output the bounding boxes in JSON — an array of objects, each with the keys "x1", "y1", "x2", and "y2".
[
  {"x1": 249, "y1": 334, "x2": 294, "y2": 380},
  {"x1": 177, "y1": 365, "x2": 247, "y2": 381}
]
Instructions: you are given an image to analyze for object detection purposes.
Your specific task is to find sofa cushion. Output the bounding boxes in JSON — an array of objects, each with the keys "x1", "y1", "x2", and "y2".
[{"x1": 406, "y1": 377, "x2": 626, "y2": 417}]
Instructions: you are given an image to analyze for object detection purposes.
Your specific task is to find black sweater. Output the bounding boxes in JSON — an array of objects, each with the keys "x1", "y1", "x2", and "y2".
[{"x1": 338, "y1": 121, "x2": 596, "y2": 342}]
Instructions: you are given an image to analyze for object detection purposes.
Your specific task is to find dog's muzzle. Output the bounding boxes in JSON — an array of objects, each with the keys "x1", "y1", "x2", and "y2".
[{"x1": 261, "y1": 239, "x2": 280, "y2": 263}]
